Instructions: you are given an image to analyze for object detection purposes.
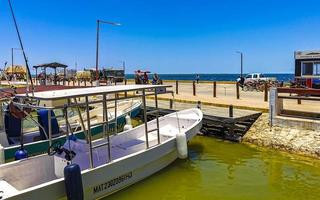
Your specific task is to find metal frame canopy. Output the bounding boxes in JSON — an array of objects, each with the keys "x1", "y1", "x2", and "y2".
[
  {"x1": 33, "y1": 62, "x2": 68, "y2": 85},
  {"x1": 11, "y1": 84, "x2": 172, "y2": 169},
  {"x1": 15, "y1": 84, "x2": 171, "y2": 100}
]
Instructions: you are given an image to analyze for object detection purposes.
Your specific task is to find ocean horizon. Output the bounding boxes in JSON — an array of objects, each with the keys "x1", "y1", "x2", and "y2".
[
  {"x1": 125, "y1": 73, "x2": 294, "y2": 82},
  {"x1": 30, "y1": 73, "x2": 294, "y2": 82}
]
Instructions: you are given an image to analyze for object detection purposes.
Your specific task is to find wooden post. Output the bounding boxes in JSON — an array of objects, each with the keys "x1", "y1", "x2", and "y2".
[
  {"x1": 193, "y1": 81, "x2": 196, "y2": 96},
  {"x1": 73, "y1": 80, "x2": 75, "y2": 86},
  {"x1": 236, "y1": 82, "x2": 240, "y2": 99},
  {"x1": 298, "y1": 95, "x2": 301, "y2": 104},
  {"x1": 78, "y1": 80, "x2": 80, "y2": 86},
  {"x1": 84, "y1": 80, "x2": 87, "y2": 86},
  {"x1": 68, "y1": 80, "x2": 70, "y2": 86},
  {"x1": 176, "y1": 80, "x2": 179, "y2": 95},
  {"x1": 229, "y1": 105, "x2": 233, "y2": 118},
  {"x1": 264, "y1": 82, "x2": 268, "y2": 102},
  {"x1": 213, "y1": 81, "x2": 217, "y2": 97},
  {"x1": 169, "y1": 99, "x2": 173, "y2": 109},
  {"x1": 91, "y1": 81, "x2": 93, "y2": 86},
  {"x1": 124, "y1": 79, "x2": 128, "y2": 97}
]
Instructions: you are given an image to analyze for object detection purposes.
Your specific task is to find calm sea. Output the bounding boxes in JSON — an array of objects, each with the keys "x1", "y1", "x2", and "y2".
[{"x1": 125, "y1": 73, "x2": 294, "y2": 82}]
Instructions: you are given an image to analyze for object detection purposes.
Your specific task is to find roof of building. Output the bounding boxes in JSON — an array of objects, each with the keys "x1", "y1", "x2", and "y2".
[{"x1": 33, "y1": 62, "x2": 68, "y2": 69}]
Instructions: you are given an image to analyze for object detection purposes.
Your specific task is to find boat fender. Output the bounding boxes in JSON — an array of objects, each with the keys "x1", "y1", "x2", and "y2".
[
  {"x1": 0, "y1": 144, "x2": 5, "y2": 164},
  {"x1": 176, "y1": 132, "x2": 188, "y2": 159},
  {"x1": 14, "y1": 147, "x2": 28, "y2": 160},
  {"x1": 123, "y1": 115, "x2": 133, "y2": 131},
  {"x1": 64, "y1": 163, "x2": 84, "y2": 200}
]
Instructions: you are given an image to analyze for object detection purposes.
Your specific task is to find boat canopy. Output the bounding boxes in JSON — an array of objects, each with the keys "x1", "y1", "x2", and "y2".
[{"x1": 15, "y1": 84, "x2": 171, "y2": 100}]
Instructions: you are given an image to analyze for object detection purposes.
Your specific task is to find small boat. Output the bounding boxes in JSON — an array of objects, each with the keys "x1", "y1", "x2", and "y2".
[
  {"x1": 0, "y1": 84, "x2": 203, "y2": 200},
  {"x1": 0, "y1": 99, "x2": 142, "y2": 162}
]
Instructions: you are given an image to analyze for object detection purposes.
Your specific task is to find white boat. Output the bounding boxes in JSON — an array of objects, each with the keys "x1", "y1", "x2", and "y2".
[
  {"x1": 0, "y1": 85, "x2": 203, "y2": 199},
  {"x1": 0, "y1": 99, "x2": 142, "y2": 162}
]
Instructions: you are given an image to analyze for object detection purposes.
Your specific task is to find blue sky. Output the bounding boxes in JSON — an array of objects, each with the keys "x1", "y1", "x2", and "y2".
[{"x1": 1, "y1": 0, "x2": 320, "y2": 74}]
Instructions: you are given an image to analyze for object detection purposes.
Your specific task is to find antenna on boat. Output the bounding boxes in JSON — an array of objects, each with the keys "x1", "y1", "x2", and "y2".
[{"x1": 8, "y1": 0, "x2": 34, "y2": 96}]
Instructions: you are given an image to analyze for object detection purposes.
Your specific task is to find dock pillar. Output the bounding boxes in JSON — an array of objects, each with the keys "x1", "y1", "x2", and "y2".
[
  {"x1": 236, "y1": 82, "x2": 240, "y2": 99},
  {"x1": 193, "y1": 81, "x2": 196, "y2": 96},
  {"x1": 169, "y1": 99, "x2": 173, "y2": 109},
  {"x1": 269, "y1": 88, "x2": 283, "y2": 122},
  {"x1": 176, "y1": 80, "x2": 179, "y2": 95},
  {"x1": 213, "y1": 81, "x2": 217, "y2": 97},
  {"x1": 264, "y1": 82, "x2": 268, "y2": 102},
  {"x1": 229, "y1": 105, "x2": 233, "y2": 118}
]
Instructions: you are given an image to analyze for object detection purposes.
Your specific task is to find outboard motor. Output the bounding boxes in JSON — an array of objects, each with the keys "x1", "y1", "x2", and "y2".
[
  {"x1": 64, "y1": 164, "x2": 84, "y2": 200},
  {"x1": 14, "y1": 147, "x2": 28, "y2": 160}
]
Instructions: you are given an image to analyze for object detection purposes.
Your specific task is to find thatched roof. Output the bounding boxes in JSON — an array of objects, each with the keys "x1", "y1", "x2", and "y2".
[
  {"x1": 33, "y1": 62, "x2": 68, "y2": 69},
  {"x1": 5, "y1": 65, "x2": 27, "y2": 74}
]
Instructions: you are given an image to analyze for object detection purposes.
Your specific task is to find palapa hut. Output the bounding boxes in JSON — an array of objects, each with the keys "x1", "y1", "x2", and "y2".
[
  {"x1": 33, "y1": 62, "x2": 68, "y2": 85},
  {"x1": 5, "y1": 65, "x2": 27, "y2": 80}
]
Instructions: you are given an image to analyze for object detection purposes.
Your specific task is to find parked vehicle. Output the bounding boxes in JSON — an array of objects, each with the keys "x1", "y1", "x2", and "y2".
[{"x1": 243, "y1": 73, "x2": 276, "y2": 83}]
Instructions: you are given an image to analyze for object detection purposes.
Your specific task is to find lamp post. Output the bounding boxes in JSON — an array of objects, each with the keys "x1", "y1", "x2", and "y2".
[
  {"x1": 95, "y1": 19, "x2": 121, "y2": 86},
  {"x1": 236, "y1": 51, "x2": 243, "y2": 78},
  {"x1": 119, "y1": 60, "x2": 125, "y2": 71},
  {"x1": 11, "y1": 47, "x2": 22, "y2": 77}
]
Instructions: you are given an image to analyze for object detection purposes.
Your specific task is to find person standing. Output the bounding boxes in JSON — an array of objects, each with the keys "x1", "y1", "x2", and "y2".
[{"x1": 196, "y1": 74, "x2": 200, "y2": 84}]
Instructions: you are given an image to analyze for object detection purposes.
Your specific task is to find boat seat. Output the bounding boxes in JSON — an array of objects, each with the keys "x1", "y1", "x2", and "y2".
[
  {"x1": 115, "y1": 139, "x2": 145, "y2": 150},
  {"x1": 159, "y1": 124, "x2": 178, "y2": 137},
  {"x1": 0, "y1": 179, "x2": 18, "y2": 199},
  {"x1": 37, "y1": 109, "x2": 60, "y2": 140},
  {"x1": 4, "y1": 110, "x2": 22, "y2": 144}
]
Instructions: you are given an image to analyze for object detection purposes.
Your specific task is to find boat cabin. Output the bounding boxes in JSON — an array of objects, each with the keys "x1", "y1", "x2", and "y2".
[{"x1": 294, "y1": 50, "x2": 320, "y2": 89}]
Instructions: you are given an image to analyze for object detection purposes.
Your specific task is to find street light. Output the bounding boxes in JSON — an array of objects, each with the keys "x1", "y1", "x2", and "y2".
[
  {"x1": 236, "y1": 51, "x2": 243, "y2": 78},
  {"x1": 95, "y1": 19, "x2": 121, "y2": 86},
  {"x1": 11, "y1": 47, "x2": 22, "y2": 76},
  {"x1": 119, "y1": 60, "x2": 126, "y2": 71}
]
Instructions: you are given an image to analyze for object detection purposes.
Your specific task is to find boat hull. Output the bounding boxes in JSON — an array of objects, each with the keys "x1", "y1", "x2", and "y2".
[
  {"x1": 4, "y1": 108, "x2": 202, "y2": 200},
  {"x1": 8, "y1": 137, "x2": 178, "y2": 199}
]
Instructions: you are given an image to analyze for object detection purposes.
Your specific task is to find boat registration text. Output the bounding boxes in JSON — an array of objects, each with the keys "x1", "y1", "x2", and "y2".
[{"x1": 93, "y1": 172, "x2": 133, "y2": 194}]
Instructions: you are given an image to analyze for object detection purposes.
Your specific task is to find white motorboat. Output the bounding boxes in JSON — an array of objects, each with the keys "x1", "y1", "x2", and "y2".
[{"x1": 0, "y1": 85, "x2": 203, "y2": 200}]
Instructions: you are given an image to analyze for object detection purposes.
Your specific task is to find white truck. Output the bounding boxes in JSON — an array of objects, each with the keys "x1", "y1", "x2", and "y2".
[{"x1": 242, "y1": 73, "x2": 276, "y2": 83}]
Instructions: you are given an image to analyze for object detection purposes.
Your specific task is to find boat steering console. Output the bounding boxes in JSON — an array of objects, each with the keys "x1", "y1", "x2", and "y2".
[{"x1": 47, "y1": 141, "x2": 76, "y2": 162}]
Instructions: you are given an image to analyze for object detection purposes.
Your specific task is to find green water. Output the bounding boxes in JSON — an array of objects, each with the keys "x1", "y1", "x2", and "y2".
[{"x1": 106, "y1": 136, "x2": 320, "y2": 200}]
